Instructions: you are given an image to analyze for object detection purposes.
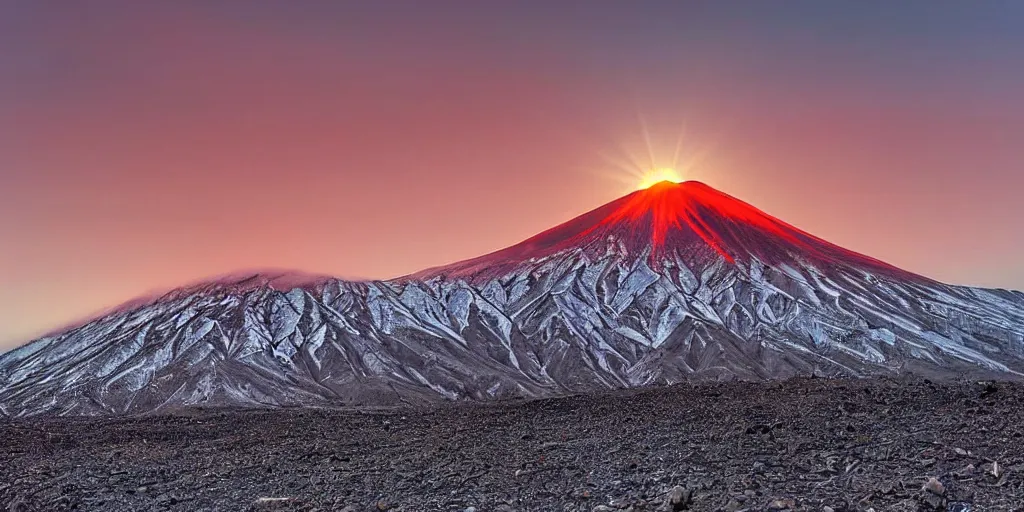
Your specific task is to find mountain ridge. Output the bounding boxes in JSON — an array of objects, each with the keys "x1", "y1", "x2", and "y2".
[{"x1": 2, "y1": 181, "x2": 1023, "y2": 417}]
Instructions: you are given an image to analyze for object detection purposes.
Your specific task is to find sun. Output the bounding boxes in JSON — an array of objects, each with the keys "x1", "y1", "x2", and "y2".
[{"x1": 637, "y1": 168, "x2": 683, "y2": 190}]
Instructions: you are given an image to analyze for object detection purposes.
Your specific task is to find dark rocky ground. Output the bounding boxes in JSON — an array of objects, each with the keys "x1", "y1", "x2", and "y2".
[{"x1": 1, "y1": 377, "x2": 1022, "y2": 512}]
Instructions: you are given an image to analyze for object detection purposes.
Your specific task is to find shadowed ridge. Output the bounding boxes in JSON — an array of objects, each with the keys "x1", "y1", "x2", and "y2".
[{"x1": 33, "y1": 269, "x2": 343, "y2": 342}]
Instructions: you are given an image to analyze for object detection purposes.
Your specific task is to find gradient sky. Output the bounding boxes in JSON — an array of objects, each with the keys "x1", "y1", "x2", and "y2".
[{"x1": 3, "y1": 1, "x2": 1024, "y2": 351}]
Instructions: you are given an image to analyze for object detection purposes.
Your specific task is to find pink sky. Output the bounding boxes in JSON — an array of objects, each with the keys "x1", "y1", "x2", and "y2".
[{"x1": 2, "y1": 2, "x2": 1024, "y2": 350}]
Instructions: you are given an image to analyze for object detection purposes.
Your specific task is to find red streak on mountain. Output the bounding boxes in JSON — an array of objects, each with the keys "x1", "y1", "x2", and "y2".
[
  {"x1": 593, "y1": 180, "x2": 787, "y2": 261},
  {"x1": 590, "y1": 180, "x2": 842, "y2": 263},
  {"x1": 413, "y1": 180, "x2": 924, "y2": 283}
]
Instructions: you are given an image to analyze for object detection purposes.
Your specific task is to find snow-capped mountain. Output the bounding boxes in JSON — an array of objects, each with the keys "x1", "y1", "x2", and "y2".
[{"x1": 3, "y1": 181, "x2": 1024, "y2": 417}]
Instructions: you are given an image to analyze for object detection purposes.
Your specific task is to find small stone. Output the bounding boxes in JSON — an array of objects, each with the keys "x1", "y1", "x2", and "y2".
[
  {"x1": 723, "y1": 499, "x2": 744, "y2": 512},
  {"x1": 332, "y1": 499, "x2": 354, "y2": 512},
  {"x1": 376, "y1": 500, "x2": 392, "y2": 511},
  {"x1": 607, "y1": 497, "x2": 631, "y2": 509},
  {"x1": 665, "y1": 485, "x2": 692, "y2": 511},
  {"x1": 464, "y1": 508, "x2": 477, "y2": 512},
  {"x1": 954, "y1": 447, "x2": 968, "y2": 456},
  {"x1": 990, "y1": 461, "x2": 1003, "y2": 478},
  {"x1": 573, "y1": 489, "x2": 592, "y2": 499},
  {"x1": 924, "y1": 493, "x2": 944, "y2": 508},
  {"x1": 767, "y1": 498, "x2": 795, "y2": 510},
  {"x1": 593, "y1": 506, "x2": 615, "y2": 512},
  {"x1": 253, "y1": 497, "x2": 294, "y2": 510},
  {"x1": 923, "y1": 477, "x2": 945, "y2": 496},
  {"x1": 823, "y1": 507, "x2": 835, "y2": 512}
]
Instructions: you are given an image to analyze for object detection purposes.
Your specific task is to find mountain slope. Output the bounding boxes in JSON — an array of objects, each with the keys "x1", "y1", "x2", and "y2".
[
  {"x1": 2, "y1": 181, "x2": 1024, "y2": 417},
  {"x1": 412, "y1": 181, "x2": 919, "y2": 281}
]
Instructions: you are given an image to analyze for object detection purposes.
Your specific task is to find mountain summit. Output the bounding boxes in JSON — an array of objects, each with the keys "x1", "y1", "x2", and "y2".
[
  {"x1": 2, "y1": 181, "x2": 1024, "y2": 417},
  {"x1": 415, "y1": 180, "x2": 915, "y2": 281}
]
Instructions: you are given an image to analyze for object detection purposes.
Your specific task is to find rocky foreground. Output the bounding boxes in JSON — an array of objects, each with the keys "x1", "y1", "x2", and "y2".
[{"x1": 1, "y1": 378, "x2": 1022, "y2": 512}]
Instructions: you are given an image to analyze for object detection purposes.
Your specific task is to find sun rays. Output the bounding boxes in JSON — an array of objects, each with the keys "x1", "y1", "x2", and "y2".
[{"x1": 590, "y1": 112, "x2": 714, "y2": 193}]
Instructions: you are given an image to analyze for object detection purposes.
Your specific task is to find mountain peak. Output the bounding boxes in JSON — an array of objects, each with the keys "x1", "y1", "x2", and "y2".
[
  {"x1": 599, "y1": 179, "x2": 762, "y2": 255},
  {"x1": 412, "y1": 180, "x2": 920, "y2": 282},
  {"x1": 640, "y1": 179, "x2": 685, "y2": 191}
]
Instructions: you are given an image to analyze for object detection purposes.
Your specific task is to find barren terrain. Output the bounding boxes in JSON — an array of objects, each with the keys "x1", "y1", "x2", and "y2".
[{"x1": 2, "y1": 378, "x2": 1022, "y2": 511}]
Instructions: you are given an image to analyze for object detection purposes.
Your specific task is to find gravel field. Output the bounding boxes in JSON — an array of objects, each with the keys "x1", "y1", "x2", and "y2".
[{"x1": 2, "y1": 377, "x2": 1022, "y2": 512}]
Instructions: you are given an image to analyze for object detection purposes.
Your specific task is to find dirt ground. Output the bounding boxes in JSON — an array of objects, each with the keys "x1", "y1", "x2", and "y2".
[{"x1": 1, "y1": 377, "x2": 1021, "y2": 512}]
